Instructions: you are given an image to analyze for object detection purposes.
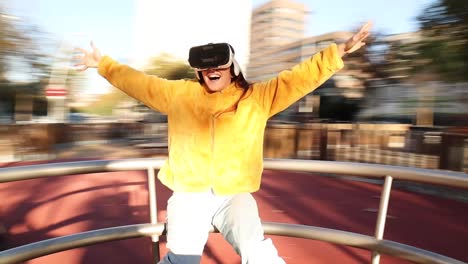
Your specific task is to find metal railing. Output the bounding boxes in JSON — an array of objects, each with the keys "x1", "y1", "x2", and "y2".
[{"x1": 0, "y1": 158, "x2": 467, "y2": 264}]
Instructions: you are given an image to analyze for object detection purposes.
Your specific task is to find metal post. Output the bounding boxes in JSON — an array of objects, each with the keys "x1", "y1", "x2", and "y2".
[
  {"x1": 319, "y1": 125, "x2": 328, "y2": 160},
  {"x1": 372, "y1": 175, "x2": 393, "y2": 264},
  {"x1": 147, "y1": 166, "x2": 160, "y2": 263}
]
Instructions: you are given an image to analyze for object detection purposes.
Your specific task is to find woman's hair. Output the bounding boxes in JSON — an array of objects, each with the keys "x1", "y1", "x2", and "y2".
[{"x1": 233, "y1": 71, "x2": 250, "y2": 89}]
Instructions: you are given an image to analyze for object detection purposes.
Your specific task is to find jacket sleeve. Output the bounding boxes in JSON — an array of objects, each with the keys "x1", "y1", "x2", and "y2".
[
  {"x1": 257, "y1": 43, "x2": 344, "y2": 117},
  {"x1": 98, "y1": 56, "x2": 180, "y2": 114}
]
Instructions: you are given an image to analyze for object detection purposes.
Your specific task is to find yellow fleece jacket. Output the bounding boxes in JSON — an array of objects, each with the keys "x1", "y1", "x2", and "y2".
[{"x1": 98, "y1": 43, "x2": 344, "y2": 195}]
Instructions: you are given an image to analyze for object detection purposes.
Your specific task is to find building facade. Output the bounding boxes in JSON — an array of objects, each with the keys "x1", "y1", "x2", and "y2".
[
  {"x1": 248, "y1": 0, "x2": 308, "y2": 78},
  {"x1": 250, "y1": 0, "x2": 308, "y2": 52},
  {"x1": 248, "y1": 31, "x2": 353, "y2": 82},
  {"x1": 247, "y1": 0, "x2": 377, "y2": 122}
]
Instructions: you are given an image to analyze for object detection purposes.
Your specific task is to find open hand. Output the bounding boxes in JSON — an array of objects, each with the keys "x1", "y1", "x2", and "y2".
[
  {"x1": 75, "y1": 41, "x2": 102, "y2": 71},
  {"x1": 339, "y1": 21, "x2": 372, "y2": 56}
]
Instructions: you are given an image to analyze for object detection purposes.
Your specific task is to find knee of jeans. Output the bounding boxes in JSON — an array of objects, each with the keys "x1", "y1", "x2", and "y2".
[
  {"x1": 243, "y1": 238, "x2": 285, "y2": 264},
  {"x1": 225, "y1": 194, "x2": 262, "y2": 228},
  {"x1": 231, "y1": 193, "x2": 258, "y2": 211},
  {"x1": 158, "y1": 252, "x2": 201, "y2": 264}
]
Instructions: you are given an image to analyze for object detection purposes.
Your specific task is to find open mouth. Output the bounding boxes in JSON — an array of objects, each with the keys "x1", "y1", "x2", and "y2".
[{"x1": 207, "y1": 73, "x2": 221, "y2": 81}]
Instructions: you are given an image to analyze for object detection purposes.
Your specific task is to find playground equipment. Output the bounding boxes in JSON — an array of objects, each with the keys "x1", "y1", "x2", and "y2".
[{"x1": 0, "y1": 158, "x2": 467, "y2": 264}]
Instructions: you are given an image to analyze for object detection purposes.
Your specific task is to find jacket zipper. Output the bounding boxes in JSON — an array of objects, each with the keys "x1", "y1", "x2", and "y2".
[
  {"x1": 211, "y1": 115, "x2": 216, "y2": 155},
  {"x1": 209, "y1": 114, "x2": 216, "y2": 186},
  {"x1": 208, "y1": 89, "x2": 246, "y2": 191}
]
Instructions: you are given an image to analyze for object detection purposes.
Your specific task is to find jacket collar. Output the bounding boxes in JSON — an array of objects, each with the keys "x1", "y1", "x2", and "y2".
[{"x1": 201, "y1": 82, "x2": 243, "y2": 97}]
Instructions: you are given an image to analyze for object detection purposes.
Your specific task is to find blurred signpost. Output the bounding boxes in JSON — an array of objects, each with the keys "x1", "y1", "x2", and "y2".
[
  {"x1": 45, "y1": 86, "x2": 67, "y2": 98},
  {"x1": 45, "y1": 33, "x2": 87, "y2": 123},
  {"x1": 46, "y1": 85, "x2": 67, "y2": 122}
]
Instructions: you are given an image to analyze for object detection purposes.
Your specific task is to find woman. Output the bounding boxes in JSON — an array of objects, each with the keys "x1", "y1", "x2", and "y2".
[{"x1": 76, "y1": 21, "x2": 371, "y2": 264}]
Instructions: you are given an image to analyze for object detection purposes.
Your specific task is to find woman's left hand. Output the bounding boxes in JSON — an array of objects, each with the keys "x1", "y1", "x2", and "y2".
[{"x1": 338, "y1": 21, "x2": 372, "y2": 57}]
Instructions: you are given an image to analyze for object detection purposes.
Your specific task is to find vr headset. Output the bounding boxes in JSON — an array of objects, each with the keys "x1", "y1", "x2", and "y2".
[{"x1": 188, "y1": 43, "x2": 240, "y2": 78}]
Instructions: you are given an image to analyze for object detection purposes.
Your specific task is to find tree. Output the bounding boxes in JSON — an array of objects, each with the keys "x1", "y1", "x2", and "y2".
[
  {"x1": 371, "y1": 32, "x2": 423, "y2": 83},
  {"x1": 1, "y1": 7, "x2": 56, "y2": 121},
  {"x1": 144, "y1": 53, "x2": 195, "y2": 80},
  {"x1": 361, "y1": 0, "x2": 468, "y2": 83},
  {"x1": 0, "y1": 7, "x2": 51, "y2": 82},
  {"x1": 415, "y1": 0, "x2": 468, "y2": 82},
  {"x1": 79, "y1": 89, "x2": 129, "y2": 116},
  {"x1": 0, "y1": 10, "x2": 23, "y2": 80}
]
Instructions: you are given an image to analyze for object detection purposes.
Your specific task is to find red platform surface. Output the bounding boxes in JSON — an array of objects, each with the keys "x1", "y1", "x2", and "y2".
[{"x1": 1, "y1": 163, "x2": 467, "y2": 264}]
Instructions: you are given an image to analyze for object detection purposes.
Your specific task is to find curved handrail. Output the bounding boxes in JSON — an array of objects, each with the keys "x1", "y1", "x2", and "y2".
[
  {"x1": 0, "y1": 223, "x2": 464, "y2": 264},
  {"x1": 1, "y1": 158, "x2": 467, "y2": 188},
  {"x1": 0, "y1": 158, "x2": 467, "y2": 264},
  {"x1": 0, "y1": 224, "x2": 164, "y2": 264},
  {"x1": 0, "y1": 158, "x2": 165, "y2": 183},
  {"x1": 264, "y1": 159, "x2": 468, "y2": 188}
]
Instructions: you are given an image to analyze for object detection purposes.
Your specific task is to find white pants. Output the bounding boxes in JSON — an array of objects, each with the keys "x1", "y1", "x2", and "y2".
[{"x1": 160, "y1": 190, "x2": 285, "y2": 264}]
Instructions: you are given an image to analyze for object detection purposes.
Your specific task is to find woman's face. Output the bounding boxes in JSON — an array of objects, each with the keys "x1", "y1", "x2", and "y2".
[{"x1": 201, "y1": 67, "x2": 233, "y2": 93}]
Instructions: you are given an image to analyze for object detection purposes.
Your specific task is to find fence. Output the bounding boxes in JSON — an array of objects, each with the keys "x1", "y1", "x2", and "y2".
[
  {"x1": 264, "y1": 123, "x2": 468, "y2": 172},
  {"x1": 1, "y1": 122, "x2": 467, "y2": 172}
]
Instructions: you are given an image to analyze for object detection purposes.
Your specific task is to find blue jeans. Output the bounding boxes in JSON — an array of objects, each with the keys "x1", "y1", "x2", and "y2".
[{"x1": 158, "y1": 191, "x2": 285, "y2": 264}]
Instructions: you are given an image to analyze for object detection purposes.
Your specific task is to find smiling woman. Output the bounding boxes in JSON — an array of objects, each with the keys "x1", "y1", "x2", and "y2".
[{"x1": 74, "y1": 17, "x2": 372, "y2": 264}]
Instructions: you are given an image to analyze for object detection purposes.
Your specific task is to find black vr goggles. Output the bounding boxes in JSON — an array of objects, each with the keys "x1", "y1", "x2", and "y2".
[{"x1": 188, "y1": 43, "x2": 235, "y2": 71}]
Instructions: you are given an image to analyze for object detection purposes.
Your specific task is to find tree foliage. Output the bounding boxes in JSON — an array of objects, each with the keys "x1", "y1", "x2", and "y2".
[
  {"x1": 144, "y1": 53, "x2": 195, "y2": 80},
  {"x1": 79, "y1": 89, "x2": 129, "y2": 116},
  {"x1": 364, "y1": 0, "x2": 468, "y2": 83},
  {"x1": 416, "y1": 0, "x2": 468, "y2": 82},
  {"x1": 0, "y1": 7, "x2": 51, "y2": 82}
]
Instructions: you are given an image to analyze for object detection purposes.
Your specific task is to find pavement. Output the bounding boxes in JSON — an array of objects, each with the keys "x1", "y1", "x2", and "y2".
[{"x1": 1, "y1": 142, "x2": 467, "y2": 264}]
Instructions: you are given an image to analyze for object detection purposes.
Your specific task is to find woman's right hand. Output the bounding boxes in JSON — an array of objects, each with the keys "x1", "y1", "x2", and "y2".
[{"x1": 75, "y1": 41, "x2": 102, "y2": 71}]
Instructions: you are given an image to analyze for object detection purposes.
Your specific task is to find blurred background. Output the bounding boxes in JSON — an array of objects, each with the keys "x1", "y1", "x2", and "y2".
[{"x1": 0, "y1": 0, "x2": 467, "y2": 172}]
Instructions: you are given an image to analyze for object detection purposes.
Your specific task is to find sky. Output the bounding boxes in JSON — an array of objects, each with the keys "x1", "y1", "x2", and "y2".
[
  {"x1": 2, "y1": 0, "x2": 435, "y2": 94},
  {"x1": 4, "y1": 0, "x2": 435, "y2": 61}
]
